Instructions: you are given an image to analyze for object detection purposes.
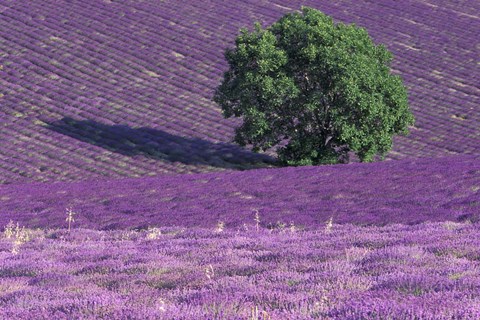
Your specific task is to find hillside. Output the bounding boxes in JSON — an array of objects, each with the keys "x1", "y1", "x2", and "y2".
[{"x1": 1, "y1": 0, "x2": 479, "y2": 184}]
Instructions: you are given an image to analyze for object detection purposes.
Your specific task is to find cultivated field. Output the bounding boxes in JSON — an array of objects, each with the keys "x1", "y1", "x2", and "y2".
[
  {"x1": 1, "y1": 0, "x2": 478, "y2": 183},
  {"x1": 1, "y1": 0, "x2": 479, "y2": 319},
  {"x1": 1, "y1": 155, "x2": 479, "y2": 230},
  {"x1": 1, "y1": 223, "x2": 480, "y2": 319}
]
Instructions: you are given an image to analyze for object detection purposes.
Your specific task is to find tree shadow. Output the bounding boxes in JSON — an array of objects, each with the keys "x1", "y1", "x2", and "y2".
[{"x1": 47, "y1": 117, "x2": 278, "y2": 169}]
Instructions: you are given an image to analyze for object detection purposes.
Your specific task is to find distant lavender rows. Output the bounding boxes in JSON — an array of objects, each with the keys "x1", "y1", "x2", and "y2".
[
  {"x1": 1, "y1": 222, "x2": 480, "y2": 319},
  {"x1": 1, "y1": 0, "x2": 479, "y2": 183},
  {"x1": 1, "y1": 155, "x2": 478, "y2": 230}
]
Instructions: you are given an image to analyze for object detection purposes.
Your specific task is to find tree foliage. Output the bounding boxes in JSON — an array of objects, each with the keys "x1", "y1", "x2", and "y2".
[{"x1": 214, "y1": 7, "x2": 415, "y2": 165}]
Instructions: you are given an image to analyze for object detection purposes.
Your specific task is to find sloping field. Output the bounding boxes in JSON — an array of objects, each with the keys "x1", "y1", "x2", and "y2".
[
  {"x1": 1, "y1": 155, "x2": 478, "y2": 230},
  {"x1": 1, "y1": 0, "x2": 479, "y2": 184}
]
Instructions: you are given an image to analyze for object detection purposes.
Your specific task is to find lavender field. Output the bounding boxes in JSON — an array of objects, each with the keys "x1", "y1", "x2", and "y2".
[
  {"x1": 1, "y1": 223, "x2": 480, "y2": 319},
  {"x1": 0, "y1": 155, "x2": 479, "y2": 318},
  {"x1": 1, "y1": 155, "x2": 479, "y2": 230},
  {"x1": 1, "y1": 0, "x2": 479, "y2": 183},
  {"x1": 1, "y1": 0, "x2": 480, "y2": 318}
]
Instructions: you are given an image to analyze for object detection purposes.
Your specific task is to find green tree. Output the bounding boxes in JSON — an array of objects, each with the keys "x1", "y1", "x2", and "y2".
[{"x1": 214, "y1": 7, "x2": 415, "y2": 165}]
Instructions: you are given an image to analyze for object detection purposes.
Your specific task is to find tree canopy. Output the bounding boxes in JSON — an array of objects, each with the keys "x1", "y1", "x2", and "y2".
[{"x1": 214, "y1": 7, "x2": 415, "y2": 165}]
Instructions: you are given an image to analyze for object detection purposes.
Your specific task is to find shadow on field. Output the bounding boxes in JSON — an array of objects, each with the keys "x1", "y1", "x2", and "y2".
[{"x1": 47, "y1": 117, "x2": 277, "y2": 169}]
